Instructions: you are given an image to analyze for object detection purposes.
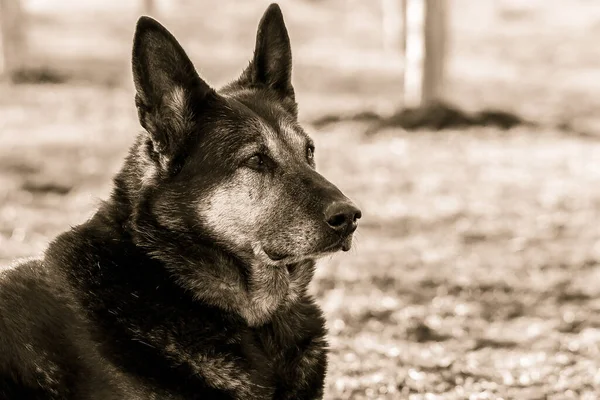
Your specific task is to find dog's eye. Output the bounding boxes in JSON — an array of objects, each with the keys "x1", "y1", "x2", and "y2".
[
  {"x1": 246, "y1": 154, "x2": 267, "y2": 170},
  {"x1": 307, "y1": 145, "x2": 315, "y2": 162}
]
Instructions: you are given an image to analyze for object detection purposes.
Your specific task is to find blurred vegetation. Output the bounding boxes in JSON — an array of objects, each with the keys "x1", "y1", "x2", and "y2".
[{"x1": 1, "y1": 0, "x2": 600, "y2": 398}]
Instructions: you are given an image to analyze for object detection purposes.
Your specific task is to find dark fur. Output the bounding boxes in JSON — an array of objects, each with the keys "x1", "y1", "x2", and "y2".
[{"x1": 0, "y1": 4, "x2": 360, "y2": 399}]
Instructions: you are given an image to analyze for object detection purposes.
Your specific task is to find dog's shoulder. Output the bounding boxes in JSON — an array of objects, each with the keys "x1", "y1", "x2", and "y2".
[
  {"x1": 0, "y1": 258, "x2": 83, "y2": 397},
  {"x1": 0, "y1": 227, "x2": 161, "y2": 399},
  {"x1": 0, "y1": 258, "x2": 72, "y2": 349}
]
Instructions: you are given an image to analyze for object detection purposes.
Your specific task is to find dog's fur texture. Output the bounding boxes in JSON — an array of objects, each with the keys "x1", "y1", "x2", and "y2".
[{"x1": 0, "y1": 4, "x2": 361, "y2": 399}]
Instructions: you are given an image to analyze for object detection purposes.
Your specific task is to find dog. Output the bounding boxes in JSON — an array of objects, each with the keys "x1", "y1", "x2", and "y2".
[{"x1": 0, "y1": 4, "x2": 361, "y2": 399}]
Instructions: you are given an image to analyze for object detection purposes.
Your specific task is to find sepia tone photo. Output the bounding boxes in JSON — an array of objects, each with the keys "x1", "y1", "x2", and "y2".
[{"x1": 0, "y1": 0, "x2": 599, "y2": 399}]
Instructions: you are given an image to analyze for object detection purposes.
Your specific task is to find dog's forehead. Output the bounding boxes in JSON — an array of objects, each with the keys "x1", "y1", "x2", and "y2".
[
  {"x1": 225, "y1": 93, "x2": 309, "y2": 150},
  {"x1": 253, "y1": 115, "x2": 306, "y2": 151}
]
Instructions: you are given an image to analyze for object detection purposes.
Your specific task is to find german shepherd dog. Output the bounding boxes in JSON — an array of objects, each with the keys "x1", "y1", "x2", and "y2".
[{"x1": 0, "y1": 4, "x2": 361, "y2": 399}]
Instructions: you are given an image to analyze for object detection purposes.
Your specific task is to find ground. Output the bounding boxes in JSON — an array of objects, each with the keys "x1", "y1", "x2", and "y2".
[{"x1": 1, "y1": 0, "x2": 600, "y2": 399}]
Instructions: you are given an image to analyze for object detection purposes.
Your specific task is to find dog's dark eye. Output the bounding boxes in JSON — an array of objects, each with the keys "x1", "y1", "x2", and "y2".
[
  {"x1": 246, "y1": 154, "x2": 267, "y2": 170},
  {"x1": 307, "y1": 145, "x2": 315, "y2": 162}
]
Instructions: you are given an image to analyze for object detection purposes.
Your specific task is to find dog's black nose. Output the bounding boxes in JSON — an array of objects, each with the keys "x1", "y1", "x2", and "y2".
[{"x1": 325, "y1": 201, "x2": 362, "y2": 234}]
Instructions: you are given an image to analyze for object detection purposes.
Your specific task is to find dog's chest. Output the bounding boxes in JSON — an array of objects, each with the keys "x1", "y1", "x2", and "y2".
[
  {"x1": 105, "y1": 307, "x2": 321, "y2": 399},
  {"x1": 243, "y1": 304, "x2": 327, "y2": 395},
  {"x1": 155, "y1": 305, "x2": 325, "y2": 398}
]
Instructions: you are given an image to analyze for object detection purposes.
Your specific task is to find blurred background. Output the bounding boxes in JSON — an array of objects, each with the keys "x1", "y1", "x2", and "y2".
[{"x1": 1, "y1": 0, "x2": 600, "y2": 398}]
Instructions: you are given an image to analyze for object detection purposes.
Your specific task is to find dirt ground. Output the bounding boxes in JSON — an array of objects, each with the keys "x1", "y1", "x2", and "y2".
[{"x1": 1, "y1": 1, "x2": 600, "y2": 398}]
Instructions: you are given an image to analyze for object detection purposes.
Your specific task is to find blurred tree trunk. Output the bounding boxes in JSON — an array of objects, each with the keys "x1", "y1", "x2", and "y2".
[
  {"x1": 0, "y1": 0, "x2": 26, "y2": 80},
  {"x1": 422, "y1": 0, "x2": 447, "y2": 105},
  {"x1": 403, "y1": 0, "x2": 447, "y2": 108}
]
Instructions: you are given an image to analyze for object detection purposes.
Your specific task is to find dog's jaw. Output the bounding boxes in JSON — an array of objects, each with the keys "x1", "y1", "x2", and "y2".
[{"x1": 253, "y1": 242, "x2": 324, "y2": 267}]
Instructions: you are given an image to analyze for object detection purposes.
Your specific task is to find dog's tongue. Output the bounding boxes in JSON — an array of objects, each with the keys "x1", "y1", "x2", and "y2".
[{"x1": 341, "y1": 236, "x2": 353, "y2": 252}]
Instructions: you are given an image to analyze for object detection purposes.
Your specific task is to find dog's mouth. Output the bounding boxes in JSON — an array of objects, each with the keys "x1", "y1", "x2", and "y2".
[
  {"x1": 261, "y1": 234, "x2": 354, "y2": 264},
  {"x1": 320, "y1": 233, "x2": 354, "y2": 254}
]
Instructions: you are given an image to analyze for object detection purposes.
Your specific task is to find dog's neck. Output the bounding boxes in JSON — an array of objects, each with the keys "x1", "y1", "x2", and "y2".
[
  {"x1": 104, "y1": 140, "x2": 315, "y2": 326},
  {"x1": 129, "y1": 215, "x2": 315, "y2": 326}
]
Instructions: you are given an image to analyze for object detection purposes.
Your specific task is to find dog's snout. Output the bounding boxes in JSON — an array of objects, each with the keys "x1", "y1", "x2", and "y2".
[{"x1": 324, "y1": 202, "x2": 362, "y2": 234}]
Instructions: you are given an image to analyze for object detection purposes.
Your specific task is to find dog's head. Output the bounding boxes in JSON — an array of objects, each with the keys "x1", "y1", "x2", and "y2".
[{"x1": 129, "y1": 4, "x2": 361, "y2": 267}]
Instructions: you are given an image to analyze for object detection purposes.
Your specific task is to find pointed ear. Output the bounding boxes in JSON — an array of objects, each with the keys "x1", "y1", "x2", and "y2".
[
  {"x1": 239, "y1": 4, "x2": 295, "y2": 103},
  {"x1": 132, "y1": 16, "x2": 212, "y2": 166}
]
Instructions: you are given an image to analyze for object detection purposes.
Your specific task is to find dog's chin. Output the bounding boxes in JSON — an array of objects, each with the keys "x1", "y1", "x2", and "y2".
[
  {"x1": 263, "y1": 249, "x2": 288, "y2": 262},
  {"x1": 251, "y1": 244, "x2": 290, "y2": 266},
  {"x1": 260, "y1": 248, "x2": 308, "y2": 266},
  {"x1": 257, "y1": 235, "x2": 354, "y2": 266}
]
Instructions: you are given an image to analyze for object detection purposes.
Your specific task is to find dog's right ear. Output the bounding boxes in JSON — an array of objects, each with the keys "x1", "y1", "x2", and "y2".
[{"x1": 132, "y1": 16, "x2": 212, "y2": 166}]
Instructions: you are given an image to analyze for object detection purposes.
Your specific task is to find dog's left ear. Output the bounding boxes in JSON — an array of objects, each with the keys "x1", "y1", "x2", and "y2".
[{"x1": 239, "y1": 4, "x2": 295, "y2": 104}]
